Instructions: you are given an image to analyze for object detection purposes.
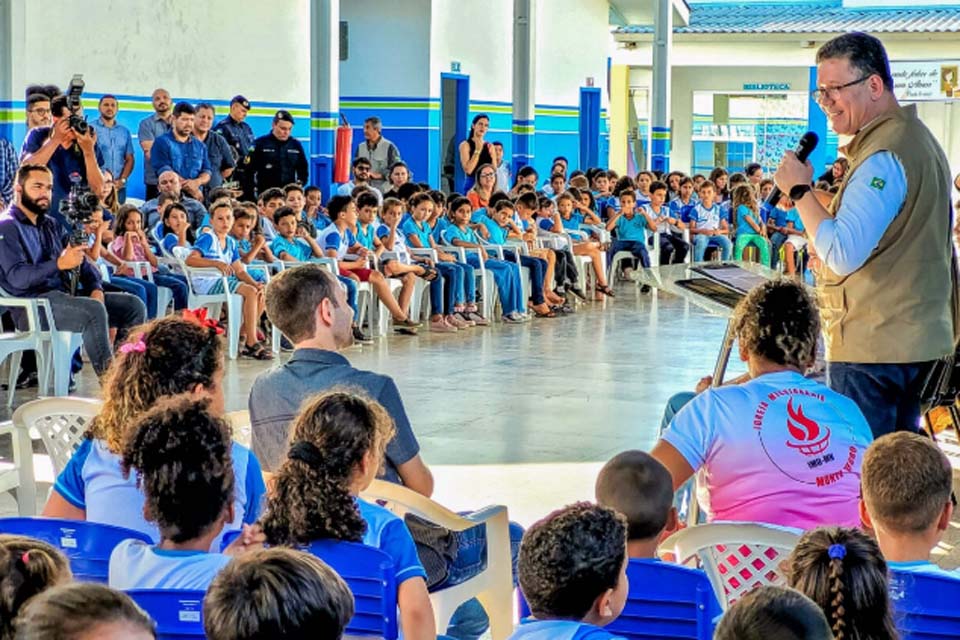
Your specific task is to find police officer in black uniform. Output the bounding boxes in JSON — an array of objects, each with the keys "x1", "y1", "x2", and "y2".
[
  {"x1": 214, "y1": 95, "x2": 255, "y2": 197},
  {"x1": 244, "y1": 110, "x2": 309, "y2": 198}
]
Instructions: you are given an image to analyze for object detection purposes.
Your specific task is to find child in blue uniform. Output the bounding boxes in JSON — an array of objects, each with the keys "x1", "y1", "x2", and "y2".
[
  {"x1": 731, "y1": 184, "x2": 771, "y2": 265},
  {"x1": 44, "y1": 316, "x2": 267, "y2": 549},
  {"x1": 444, "y1": 196, "x2": 532, "y2": 322},
  {"x1": 605, "y1": 189, "x2": 651, "y2": 274},
  {"x1": 109, "y1": 397, "x2": 263, "y2": 590},
  {"x1": 260, "y1": 391, "x2": 438, "y2": 640},
  {"x1": 766, "y1": 193, "x2": 790, "y2": 269},
  {"x1": 783, "y1": 200, "x2": 807, "y2": 276},
  {"x1": 511, "y1": 503, "x2": 629, "y2": 640},
  {"x1": 642, "y1": 181, "x2": 689, "y2": 265},
  {"x1": 689, "y1": 180, "x2": 732, "y2": 262}
]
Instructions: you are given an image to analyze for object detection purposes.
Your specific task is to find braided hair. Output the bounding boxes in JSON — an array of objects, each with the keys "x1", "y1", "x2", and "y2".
[
  {"x1": 87, "y1": 316, "x2": 223, "y2": 453},
  {"x1": 786, "y1": 527, "x2": 898, "y2": 640},
  {"x1": 121, "y1": 396, "x2": 235, "y2": 544},
  {"x1": 0, "y1": 536, "x2": 71, "y2": 640},
  {"x1": 260, "y1": 390, "x2": 396, "y2": 547}
]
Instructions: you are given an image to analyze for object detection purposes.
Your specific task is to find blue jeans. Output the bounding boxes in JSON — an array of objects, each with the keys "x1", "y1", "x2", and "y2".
[
  {"x1": 769, "y1": 232, "x2": 787, "y2": 268},
  {"x1": 336, "y1": 275, "x2": 359, "y2": 321},
  {"x1": 440, "y1": 521, "x2": 524, "y2": 640},
  {"x1": 153, "y1": 273, "x2": 189, "y2": 310},
  {"x1": 826, "y1": 361, "x2": 933, "y2": 439},
  {"x1": 465, "y1": 255, "x2": 523, "y2": 315},
  {"x1": 692, "y1": 234, "x2": 732, "y2": 262},
  {"x1": 107, "y1": 276, "x2": 159, "y2": 319},
  {"x1": 434, "y1": 262, "x2": 464, "y2": 314},
  {"x1": 607, "y1": 239, "x2": 651, "y2": 269},
  {"x1": 506, "y1": 252, "x2": 547, "y2": 306}
]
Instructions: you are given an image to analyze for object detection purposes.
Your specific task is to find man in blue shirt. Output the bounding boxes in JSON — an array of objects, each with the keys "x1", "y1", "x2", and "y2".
[
  {"x1": 138, "y1": 88, "x2": 172, "y2": 200},
  {"x1": 250, "y1": 264, "x2": 434, "y2": 497},
  {"x1": 0, "y1": 164, "x2": 145, "y2": 378},
  {"x1": 20, "y1": 94, "x2": 105, "y2": 230},
  {"x1": 91, "y1": 95, "x2": 134, "y2": 202},
  {"x1": 150, "y1": 102, "x2": 212, "y2": 203}
]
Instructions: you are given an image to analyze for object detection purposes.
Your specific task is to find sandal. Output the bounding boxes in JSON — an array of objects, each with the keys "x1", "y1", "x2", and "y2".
[
  {"x1": 533, "y1": 308, "x2": 557, "y2": 318},
  {"x1": 597, "y1": 285, "x2": 616, "y2": 298},
  {"x1": 421, "y1": 266, "x2": 439, "y2": 282},
  {"x1": 241, "y1": 341, "x2": 274, "y2": 360}
]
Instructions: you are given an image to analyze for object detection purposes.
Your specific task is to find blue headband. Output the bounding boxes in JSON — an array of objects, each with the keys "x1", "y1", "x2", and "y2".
[{"x1": 827, "y1": 543, "x2": 846, "y2": 560}]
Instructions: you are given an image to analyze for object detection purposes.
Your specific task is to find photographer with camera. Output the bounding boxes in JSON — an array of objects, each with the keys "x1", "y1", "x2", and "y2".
[
  {"x1": 0, "y1": 164, "x2": 146, "y2": 380},
  {"x1": 20, "y1": 93, "x2": 105, "y2": 231}
]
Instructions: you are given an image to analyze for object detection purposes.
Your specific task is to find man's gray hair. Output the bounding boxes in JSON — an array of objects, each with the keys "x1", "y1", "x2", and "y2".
[{"x1": 364, "y1": 116, "x2": 382, "y2": 130}]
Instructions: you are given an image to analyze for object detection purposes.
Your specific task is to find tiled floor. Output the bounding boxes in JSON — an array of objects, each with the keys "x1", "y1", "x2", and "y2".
[{"x1": 4, "y1": 284, "x2": 960, "y2": 569}]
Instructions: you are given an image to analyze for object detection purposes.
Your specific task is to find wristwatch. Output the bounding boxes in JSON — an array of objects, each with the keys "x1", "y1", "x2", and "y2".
[{"x1": 789, "y1": 183, "x2": 812, "y2": 201}]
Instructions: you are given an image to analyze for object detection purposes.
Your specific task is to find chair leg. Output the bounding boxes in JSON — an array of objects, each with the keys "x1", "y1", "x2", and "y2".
[
  {"x1": 224, "y1": 298, "x2": 241, "y2": 360},
  {"x1": 5, "y1": 350, "x2": 22, "y2": 407}
]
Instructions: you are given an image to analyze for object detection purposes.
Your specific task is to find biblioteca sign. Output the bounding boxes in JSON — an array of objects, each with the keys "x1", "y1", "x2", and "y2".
[{"x1": 891, "y1": 61, "x2": 960, "y2": 101}]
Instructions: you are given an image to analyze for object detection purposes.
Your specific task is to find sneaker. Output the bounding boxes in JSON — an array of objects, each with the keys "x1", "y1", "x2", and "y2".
[
  {"x1": 447, "y1": 314, "x2": 469, "y2": 329},
  {"x1": 623, "y1": 267, "x2": 635, "y2": 281},
  {"x1": 465, "y1": 311, "x2": 490, "y2": 326},
  {"x1": 352, "y1": 326, "x2": 374, "y2": 344},
  {"x1": 394, "y1": 317, "x2": 423, "y2": 329},
  {"x1": 453, "y1": 312, "x2": 476, "y2": 327},
  {"x1": 430, "y1": 318, "x2": 458, "y2": 332},
  {"x1": 503, "y1": 312, "x2": 525, "y2": 324}
]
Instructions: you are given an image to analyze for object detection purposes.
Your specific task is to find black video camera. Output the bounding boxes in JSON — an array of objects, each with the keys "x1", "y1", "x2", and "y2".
[
  {"x1": 60, "y1": 175, "x2": 99, "y2": 246},
  {"x1": 64, "y1": 74, "x2": 89, "y2": 136}
]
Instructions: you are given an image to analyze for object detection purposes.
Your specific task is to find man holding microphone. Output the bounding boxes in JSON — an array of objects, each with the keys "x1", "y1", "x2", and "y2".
[{"x1": 775, "y1": 32, "x2": 958, "y2": 438}]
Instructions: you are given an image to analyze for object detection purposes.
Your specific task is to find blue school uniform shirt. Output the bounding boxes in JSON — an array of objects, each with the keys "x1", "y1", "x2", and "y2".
[
  {"x1": 443, "y1": 224, "x2": 479, "y2": 245},
  {"x1": 559, "y1": 212, "x2": 584, "y2": 231},
  {"x1": 108, "y1": 541, "x2": 232, "y2": 590},
  {"x1": 54, "y1": 438, "x2": 265, "y2": 551},
  {"x1": 194, "y1": 231, "x2": 241, "y2": 264},
  {"x1": 358, "y1": 498, "x2": 427, "y2": 584},
  {"x1": 401, "y1": 218, "x2": 433, "y2": 248},
  {"x1": 318, "y1": 224, "x2": 356, "y2": 259},
  {"x1": 509, "y1": 619, "x2": 626, "y2": 640},
  {"x1": 670, "y1": 200, "x2": 696, "y2": 223},
  {"x1": 615, "y1": 212, "x2": 649, "y2": 242},
  {"x1": 355, "y1": 222, "x2": 378, "y2": 250},
  {"x1": 161, "y1": 233, "x2": 187, "y2": 256},
  {"x1": 271, "y1": 235, "x2": 313, "y2": 262},
  {"x1": 769, "y1": 206, "x2": 789, "y2": 229},
  {"x1": 736, "y1": 204, "x2": 762, "y2": 236},
  {"x1": 376, "y1": 223, "x2": 412, "y2": 263},
  {"x1": 692, "y1": 203, "x2": 723, "y2": 231},
  {"x1": 470, "y1": 208, "x2": 490, "y2": 224},
  {"x1": 482, "y1": 218, "x2": 509, "y2": 245},
  {"x1": 887, "y1": 560, "x2": 960, "y2": 580},
  {"x1": 785, "y1": 207, "x2": 805, "y2": 233},
  {"x1": 432, "y1": 217, "x2": 452, "y2": 244}
]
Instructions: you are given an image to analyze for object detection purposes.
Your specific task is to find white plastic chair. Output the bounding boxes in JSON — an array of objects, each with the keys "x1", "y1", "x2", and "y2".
[
  {"x1": 171, "y1": 249, "x2": 245, "y2": 360},
  {"x1": 12, "y1": 397, "x2": 102, "y2": 477},
  {"x1": 0, "y1": 419, "x2": 38, "y2": 515},
  {"x1": 0, "y1": 286, "x2": 82, "y2": 398},
  {"x1": 658, "y1": 521, "x2": 802, "y2": 611},
  {"x1": 361, "y1": 480, "x2": 513, "y2": 640},
  {"x1": 381, "y1": 251, "x2": 431, "y2": 324},
  {"x1": 123, "y1": 261, "x2": 175, "y2": 317},
  {"x1": 0, "y1": 297, "x2": 48, "y2": 406}
]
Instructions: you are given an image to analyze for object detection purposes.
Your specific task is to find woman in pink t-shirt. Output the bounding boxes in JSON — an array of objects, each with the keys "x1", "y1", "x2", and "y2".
[{"x1": 651, "y1": 280, "x2": 873, "y2": 530}]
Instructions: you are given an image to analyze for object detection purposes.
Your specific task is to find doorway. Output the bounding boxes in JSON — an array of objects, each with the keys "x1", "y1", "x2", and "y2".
[
  {"x1": 440, "y1": 74, "x2": 469, "y2": 193},
  {"x1": 579, "y1": 88, "x2": 601, "y2": 170}
]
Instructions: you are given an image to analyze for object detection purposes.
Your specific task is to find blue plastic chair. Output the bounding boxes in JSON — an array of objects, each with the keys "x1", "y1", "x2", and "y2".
[
  {"x1": 519, "y1": 559, "x2": 722, "y2": 640},
  {"x1": 889, "y1": 568, "x2": 960, "y2": 638},
  {"x1": 128, "y1": 590, "x2": 206, "y2": 640},
  {"x1": 0, "y1": 517, "x2": 152, "y2": 583},
  {"x1": 221, "y1": 532, "x2": 399, "y2": 639}
]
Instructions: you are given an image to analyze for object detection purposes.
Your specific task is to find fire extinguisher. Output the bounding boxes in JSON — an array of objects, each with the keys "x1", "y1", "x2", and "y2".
[{"x1": 333, "y1": 114, "x2": 352, "y2": 184}]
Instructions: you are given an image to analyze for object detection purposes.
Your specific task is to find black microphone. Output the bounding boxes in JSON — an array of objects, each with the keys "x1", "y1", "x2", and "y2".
[{"x1": 764, "y1": 131, "x2": 819, "y2": 211}]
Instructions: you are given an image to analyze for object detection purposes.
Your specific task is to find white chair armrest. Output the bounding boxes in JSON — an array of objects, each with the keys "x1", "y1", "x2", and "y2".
[
  {"x1": 409, "y1": 248, "x2": 439, "y2": 262},
  {"x1": 362, "y1": 479, "x2": 505, "y2": 532},
  {"x1": 0, "y1": 297, "x2": 42, "y2": 332},
  {"x1": 123, "y1": 261, "x2": 153, "y2": 280},
  {"x1": 437, "y1": 245, "x2": 469, "y2": 261}
]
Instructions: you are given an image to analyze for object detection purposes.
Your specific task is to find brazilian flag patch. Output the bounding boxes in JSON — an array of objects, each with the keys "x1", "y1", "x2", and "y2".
[{"x1": 869, "y1": 177, "x2": 886, "y2": 191}]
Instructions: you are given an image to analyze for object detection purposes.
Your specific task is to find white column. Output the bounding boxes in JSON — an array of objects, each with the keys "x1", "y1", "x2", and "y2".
[
  {"x1": 512, "y1": 0, "x2": 536, "y2": 175},
  {"x1": 650, "y1": 0, "x2": 673, "y2": 173},
  {"x1": 310, "y1": 0, "x2": 340, "y2": 198}
]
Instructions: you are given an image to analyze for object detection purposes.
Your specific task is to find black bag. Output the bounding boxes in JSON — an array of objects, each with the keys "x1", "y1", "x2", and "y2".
[{"x1": 404, "y1": 513, "x2": 459, "y2": 590}]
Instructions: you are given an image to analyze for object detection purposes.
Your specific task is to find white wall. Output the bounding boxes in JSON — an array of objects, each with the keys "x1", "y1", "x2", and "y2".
[
  {"x1": 535, "y1": 0, "x2": 609, "y2": 106},
  {"x1": 342, "y1": 0, "x2": 431, "y2": 97},
  {"x1": 12, "y1": 0, "x2": 310, "y2": 104},
  {"x1": 429, "y1": 0, "x2": 513, "y2": 101}
]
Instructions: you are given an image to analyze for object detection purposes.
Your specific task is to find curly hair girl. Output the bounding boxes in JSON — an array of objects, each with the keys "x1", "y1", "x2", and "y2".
[
  {"x1": 787, "y1": 527, "x2": 898, "y2": 640},
  {"x1": 260, "y1": 390, "x2": 395, "y2": 546},
  {"x1": 731, "y1": 278, "x2": 819, "y2": 372},
  {"x1": 86, "y1": 315, "x2": 224, "y2": 453},
  {"x1": 0, "y1": 536, "x2": 71, "y2": 640}
]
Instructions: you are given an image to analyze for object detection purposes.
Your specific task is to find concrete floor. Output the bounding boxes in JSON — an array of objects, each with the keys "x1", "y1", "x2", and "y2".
[{"x1": 3, "y1": 284, "x2": 960, "y2": 569}]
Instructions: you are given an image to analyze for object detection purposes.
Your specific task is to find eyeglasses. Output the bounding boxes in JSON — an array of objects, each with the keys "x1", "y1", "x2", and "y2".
[
  {"x1": 479, "y1": 173, "x2": 495, "y2": 179},
  {"x1": 29, "y1": 108, "x2": 51, "y2": 116},
  {"x1": 811, "y1": 76, "x2": 871, "y2": 103}
]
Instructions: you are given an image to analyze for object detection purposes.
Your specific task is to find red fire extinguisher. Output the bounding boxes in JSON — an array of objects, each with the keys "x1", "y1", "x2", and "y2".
[{"x1": 334, "y1": 114, "x2": 352, "y2": 184}]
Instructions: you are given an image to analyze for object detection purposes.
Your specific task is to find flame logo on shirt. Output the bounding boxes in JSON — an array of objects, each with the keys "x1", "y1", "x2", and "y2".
[{"x1": 785, "y1": 399, "x2": 831, "y2": 456}]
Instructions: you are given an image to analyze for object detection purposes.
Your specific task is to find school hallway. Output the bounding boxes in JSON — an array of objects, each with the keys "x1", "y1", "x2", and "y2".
[{"x1": 4, "y1": 283, "x2": 960, "y2": 570}]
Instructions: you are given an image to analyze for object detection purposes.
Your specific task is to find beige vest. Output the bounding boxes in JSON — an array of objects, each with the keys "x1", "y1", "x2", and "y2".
[{"x1": 820, "y1": 104, "x2": 958, "y2": 363}]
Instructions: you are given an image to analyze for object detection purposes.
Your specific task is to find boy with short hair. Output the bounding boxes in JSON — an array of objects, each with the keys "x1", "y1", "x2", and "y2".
[
  {"x1": 511, "y1": 502, "x2": 629, "y2": 640},
  {"x1": 641, "y1": 181, "x2": 688, "y2": 265},
  {"x1": 605, "y1": 189, "x2": 651, "y2": 283},
  {"x1": 595, "y1": 450, "x2": 677, "y2": 559},
  {"x1": 860, "y1": 432, "x2": 957, "y2": 579},
  {"x1": 689, "y1": 180, "x2": 732, "y2": 262},
  {"x1": 257, "y1": 187, "x2": 285, "y2": 241},
  {"x1": 229, "y1": 209, "x2": 269, "y2": 283}
]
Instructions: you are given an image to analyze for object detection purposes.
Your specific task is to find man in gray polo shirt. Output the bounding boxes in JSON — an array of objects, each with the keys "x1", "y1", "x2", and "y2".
[
  {"x1": 138, "y1": 88, "x2": 172, "y2": 199},
  {"x1": 249, "y1": 264, "x2": 434, "y2": 496},
  {"x1": 355, "y1": 116, "x2": 401, "y2": 193}
]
